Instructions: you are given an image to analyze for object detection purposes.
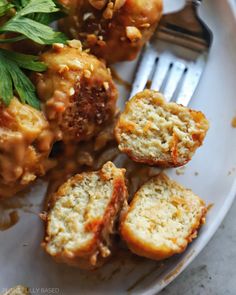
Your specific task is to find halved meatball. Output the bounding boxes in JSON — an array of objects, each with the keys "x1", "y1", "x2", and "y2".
[
  {"x1": 59, "y1": 0, "x2": 163, "y2": 63},
  {"x1": 120, "y1": 173, "x2": 207, "y2": 261},
  {"x1": 34, "y1": 41, "x2": 118, "y2": 143},
  {"x1": 0, "y1": 98, "x2": 54, "y2": 199},
  {"x1": 43, "y1": 161, "x2": 128, "y2": 269},
  {"x1": 115, "y1": 90, "x2": 209, "y2": 167}
]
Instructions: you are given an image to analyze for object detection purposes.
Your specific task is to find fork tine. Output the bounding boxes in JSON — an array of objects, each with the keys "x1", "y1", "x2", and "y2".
[
  {"x1": 150, "y1": 53, "x2": 172, "y2": 94},
  {"x1": 162, "y1": 60, "x2": 186, "y2": 102},
  {"x1": 130, "y1": 46, "x2": 157, "y2": 98},
  {"x1": 175, "y1": 55, "x2": 205, "y2": 106}
]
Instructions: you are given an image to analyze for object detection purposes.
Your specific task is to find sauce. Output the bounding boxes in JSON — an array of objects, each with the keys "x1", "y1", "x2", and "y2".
[
  {"x1": 0, "y1": 98, "x2": 55, "y2": 199},
  {"x1": 0, "y1": 210, "x2": 19, "y2": 231},
  {"x1": 110, "y1": 68, "x2": 132, "y2": 92},
  {"x1": 44, "y1": 114, "x2": 120, "y2": 209}
]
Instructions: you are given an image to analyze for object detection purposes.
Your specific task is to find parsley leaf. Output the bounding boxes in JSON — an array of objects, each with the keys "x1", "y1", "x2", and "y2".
[
  {"x1": 7, "y1": 60, "x2": 40, "y2": 109},
  {"x1": 0, "y1": 0, "x2": 68, "y2": 109},
  {"x1": 12, "y1": 0, "x2": 67, "y2": 25},
  {"x1": 1, "y1": 17, "x2": 66, "y2": 44},
  {"x1": 16, "y1": 0, "x2": 59, "y2": 17},
  {"x1": 11, "y1": 0, "x2": 28, "y2": 10},
  {"x1": 0, "y1": 49, "x2": 46, "y2": 109},
  {"x1": 0, "y1": 0, "x2": 67, "y2": 44},
  {"x1": 0, "y1": 48, "x2": 47, "y2": 71},
  {"x1": 0, "y1": 59, "x2": 13, "y2": 105}
]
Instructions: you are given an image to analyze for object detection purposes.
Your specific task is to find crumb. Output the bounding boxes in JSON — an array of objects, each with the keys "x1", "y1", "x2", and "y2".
[
  {"x1": 228, "y1": 167, "x2": 236, "y2": 175},
  {"x1": 207, "y1": 203, "x2": 214, "y2": 211},
  {"x1": 231, "y1": 116, "x2": 236, "y2": 128},
  {"x1": 194, "y1": 172, "x2": 199, "y2": 176},
  {"x1": 175, "y1": 167, "x2": 186, "y2": 175},
  {"x1": 22, "y1": 243, "x2": 28, "y2": 247}
]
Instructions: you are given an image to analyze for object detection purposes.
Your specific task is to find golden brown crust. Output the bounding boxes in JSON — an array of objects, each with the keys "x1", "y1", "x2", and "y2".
[
  {"x1": 116, "y1": 147, "x2": 190, "y2": 168},
  {"x1": 34, "y1": 42, "x2": 118, "y2": 143},
  {"x1": 0, "y1": 98, "x2": 55, "y2": 199},
  {"x1": 59, "y1": 0, "x2": 163, "y2": 64},
  {"x1": 121, "y1": 208, "x2": 207, "y2": 261},
  {"x1": 115, "y1": 90, "x2": 209, "y2": 168},
  {"x1": 120, "y1": 173, "x2": 207, "y2": 261},
  {"x1": 43, "y1": 162, "x2": 128, "y2": 269}
]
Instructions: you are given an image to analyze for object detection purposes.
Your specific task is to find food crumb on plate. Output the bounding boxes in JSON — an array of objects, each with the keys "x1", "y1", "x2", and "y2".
[
  {"x1": 231, "y1": 116, "x2": 236, "y2": 127},
  {"x1": 227, "y1": 167, "x2": 235, "y2": 176},
  {"x1": 176, "y1": 167, "x2": 186, "y2": 175},
  {"x1": 207, "y1": 203, "x2": 214, "y2": 212},
  {"x1": 0, "y1": 210, "x2": 19, "y2": 231}
]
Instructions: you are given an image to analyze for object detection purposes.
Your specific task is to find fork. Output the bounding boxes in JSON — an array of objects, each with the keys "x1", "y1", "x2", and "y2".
[{"x1": 130, "y1": 0, "x2": 213, "y2": 106}]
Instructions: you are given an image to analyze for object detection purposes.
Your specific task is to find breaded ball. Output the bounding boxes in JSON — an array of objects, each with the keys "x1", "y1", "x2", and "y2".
[
  {"x1": 115, "y1": 90, "x2": 209, "y2": 167},
  {"x1": 0, "y1": 98, "x2": 54, "y2": 199},
  {"x1": 43, "y1": 161, "x2": 128, "y2": 269},
  {"x1": 120, "y1": 173, "x2": 207, "y2": 261},
  {"x1": 35, "y1": 41, "x2": 118, "y2": 143},
  {"x1": 59, "y1": 0, "x2": 163, "y2": 64}
]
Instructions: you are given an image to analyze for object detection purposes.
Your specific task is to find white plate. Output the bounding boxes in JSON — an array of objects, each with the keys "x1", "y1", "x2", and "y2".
[{"x1": 1, "y1": 0, "x2": 236, "y2": 294}]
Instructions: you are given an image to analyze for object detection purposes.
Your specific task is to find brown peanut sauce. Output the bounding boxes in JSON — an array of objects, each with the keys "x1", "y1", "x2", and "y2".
[
  {"x1": 0, "y1": 187, "x2": 41, "y2": 231},
  {"x1": 43, "y1": 108, "x2": 160, "y2": 210},
  {"x1": 0, "y1": 108, "x2": 158, "y2": 231},
  {"x1": 110, "y1": 68, "x2": 132, "y2": 92}
]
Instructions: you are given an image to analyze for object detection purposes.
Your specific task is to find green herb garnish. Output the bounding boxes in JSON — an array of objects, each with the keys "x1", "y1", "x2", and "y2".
[
  {"x1": 0, "y1": 0, "x2": 67, "y2": 109},
  {"x1": 0, "y1": 48, "x2": 47, "y2": 108}
]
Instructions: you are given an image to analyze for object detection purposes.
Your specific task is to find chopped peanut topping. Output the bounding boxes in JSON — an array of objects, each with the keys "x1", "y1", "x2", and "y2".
[
  {"x1": 103, "y1": 2, "x2": 114, "y2": 19},
  {"x1": 84, "y1": 70, "x2": 91, "y2": 78},
  {"x1": 114, "y1": 0, "x2": 126, "y2": 10},
  {"x1": 52, "y1": 43, "x2": 64, "y2": 51},
  {"x1": 89, "y1": 0, "x2": 107, "y2": 10},
  {"x1": 67, "y1": 39, "x2": 82, "y2": 51},
  {"x1": 126, "y1": 26, "x2": 142, "y2": 42},
  {"x1": 103, "y1": 82, "x2": 109, "y2": 90}
]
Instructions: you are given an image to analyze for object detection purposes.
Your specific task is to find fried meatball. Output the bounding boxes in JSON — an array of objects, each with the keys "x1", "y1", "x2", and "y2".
[
  {"x1": 35, "y1": 41, "x2": 118, "y2": 143},
  {"x1": 59, "y1": 0, "x2": 163, "y2": 64},
  {"x1": 0, "y1": 98, "x2": 54, "y2": 199},
  {"x1": 43, "y1": 161, "x2": 128, "y2": 269},
  {"x1": 115, "y1": 90, "x2": 209, "y2": 167},
  {"x1": 120, "y1": 173, "x2": 207, "y2": 261}
]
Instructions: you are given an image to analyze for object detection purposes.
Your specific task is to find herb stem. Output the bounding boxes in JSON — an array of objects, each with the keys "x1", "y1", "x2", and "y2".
[{"x1": 0, "y1": 35, "x2": 26, "y2": 43}]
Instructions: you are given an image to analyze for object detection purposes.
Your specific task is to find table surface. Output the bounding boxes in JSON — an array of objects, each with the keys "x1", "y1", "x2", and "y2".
[{"x1": 160, "y1": 199, "x2": 236, "y2": 295}]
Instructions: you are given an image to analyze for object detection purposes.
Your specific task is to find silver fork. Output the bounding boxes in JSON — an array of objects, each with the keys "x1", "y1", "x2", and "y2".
[{"x1": 130, "y1": 0, "x2": 213, "y2": 106}]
